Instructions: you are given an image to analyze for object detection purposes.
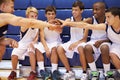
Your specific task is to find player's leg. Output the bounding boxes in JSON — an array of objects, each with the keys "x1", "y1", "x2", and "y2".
[
  {"x1": 27, "y1": 43, "x2": 37, "y2": 80},
  {"x1": 57, "y1": 45, "x2": 75, "y2": 80},
  {"x1": 51, "y1": 47, "x2": 60, "y2": 80},
  {"x1": 78, "y1": 46, "x2": 88, "y2": 80}
]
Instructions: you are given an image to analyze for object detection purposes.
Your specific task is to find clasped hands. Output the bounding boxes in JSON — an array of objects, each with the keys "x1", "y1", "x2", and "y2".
[{"x1": 49, "y1": 19, "x2": 88, "y2": 31}]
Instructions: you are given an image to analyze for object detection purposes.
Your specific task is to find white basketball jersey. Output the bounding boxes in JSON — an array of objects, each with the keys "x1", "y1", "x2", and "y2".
[
  {"x1": 107, "y1": 25, "x2": 120, "y2": 44},
  {"x1": 91, "y1": 16, "x2": 107, "y2": 40},
  {"x1": 20, "y1": 28, "x2": 38, "y2": 43},
  {"x1": 44, "y1": 27, "x2": 61, "y2": 43},
  {"x1": 70, "y1": 16, "x2": 84, "y2": 42}
]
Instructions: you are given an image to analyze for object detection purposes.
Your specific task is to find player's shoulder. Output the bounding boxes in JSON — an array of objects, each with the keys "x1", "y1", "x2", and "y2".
[
  {"x1": 83, "y1": 17, "x2": 92, "y2": 24},
  {"x1": 65, "y1": 18, "x2": 71, "y2": 22}
]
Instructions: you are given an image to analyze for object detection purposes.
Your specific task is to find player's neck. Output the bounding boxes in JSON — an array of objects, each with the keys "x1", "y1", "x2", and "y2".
[
  {"x1": 74, "y1": 15, "x2": 82, "y2": 22},
  {"x1": 96, "y1": 16, "x2": 105, "y2": 23},
  {"x1": 113, "y1": 21, "x2": 120, "y2": 29},
  {"x1": 112, "y1": 21, "x2": 120, "y2": 34}
]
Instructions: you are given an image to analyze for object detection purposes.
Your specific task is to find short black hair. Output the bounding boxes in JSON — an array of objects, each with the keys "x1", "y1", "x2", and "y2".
[
  {"x1": 106, "y1": 7, "x2": 120, "y2": 17},
  {"x1": 72, "y1": 0, "x2": 84, "y2": 10},
  {"x1": 93, "y1": 2, "x2": 106, "y2": 9}
]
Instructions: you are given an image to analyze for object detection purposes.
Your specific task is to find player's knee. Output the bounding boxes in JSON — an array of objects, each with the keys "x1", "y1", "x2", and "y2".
[
  {"x1": 78, "y1": 46, "x2": 83, "y2": 50},
  {"x1": 51, "y1": 47, "x2": 57, "y2": 53},
  {"x1": 29, "y1": 51, "x2": 35, "y2": 56},
  {"x1": 85, "y1": 44, "x2": 92, "y2": 51},
  {"x1": 57, "y1": 46, "x2": 63, "y2": 51},
  {"x1": 11, "y1": 55, "x2": 18, "y2": 59},
  {"x1": 100, "y1": 44, "x2": 109, "y2": 51},
  {"x1": 35, "y1": 49, "x2": 42, "y2": 56}
]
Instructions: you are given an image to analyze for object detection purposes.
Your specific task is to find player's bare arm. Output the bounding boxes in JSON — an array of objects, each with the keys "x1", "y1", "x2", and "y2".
[
  {"x1": 0, "y1": 13, "x2": 59, "y2": 29},
  {"x1": 39, "y1": 28, "x2": 50, "y2": 58}
]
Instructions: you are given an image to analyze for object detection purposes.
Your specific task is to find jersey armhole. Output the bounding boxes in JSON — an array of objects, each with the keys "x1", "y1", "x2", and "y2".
[{"x1": 105, "y1": 24, "x2": 108, "y2": 32}]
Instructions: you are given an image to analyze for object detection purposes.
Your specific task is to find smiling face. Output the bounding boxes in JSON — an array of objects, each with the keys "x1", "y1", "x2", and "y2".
[
  {"x1": 72, "y1": 1, "x2": 84, "y2": 19},
  {"x1": 26, "y1": 7, "x2": 38, "y2": 19},
  {"x1": 105, "y1": 7, "x2": 120, "y2": 26},
  {"x1": 27, "y1": 11, "x2": 38, "y2": 19},
  {"x1": 93, "y1": 2, "x2": 105, "y2": 19},
  {"x1": 45, "y1": 11, "x2": 56, "y2": 21},
  {"x1": 72, "y1": 6, "x2": 83, "y2": 19},
  {"x1": 45, "y1": 6, "x2": 56, "y2": 21}
]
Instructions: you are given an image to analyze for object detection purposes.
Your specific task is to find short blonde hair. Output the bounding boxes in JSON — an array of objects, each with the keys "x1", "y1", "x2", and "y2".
[{"x1": 26, "y1": 7, "x2": 38, "y2": 16}]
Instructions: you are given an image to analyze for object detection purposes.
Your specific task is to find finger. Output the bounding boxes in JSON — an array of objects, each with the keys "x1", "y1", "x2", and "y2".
[
  {"x1": 61, "y1": 25, "x2": 65, "y2": 28},
  {"x1": 57, "y1": 19, "x2": 64, "y2": 23},
  {"x1": 11, "y1": 41, "x2": 18, "y2": 48},
  {"x1": 93, "y1": 44, "x2": 96, "y2": 47}
]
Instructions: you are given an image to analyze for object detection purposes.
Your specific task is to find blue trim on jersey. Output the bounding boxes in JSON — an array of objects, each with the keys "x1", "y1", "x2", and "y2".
[
  {"x1": 21, "y1": 29, "x2": 28, "y2": 38},
  {"x1": 95, "y1": 17, "x2": 106, "y2": 24},
  {"x1": 111, "y1": 26, "x2": 120, "y2": 34},
  {"x1": 72, "y1": 16, "x2": 84, "y2": 21},
  {"x1": 105, "y1": 24, "x2": 108, "y2": 32},
  {"x1": 92, "y1": 17, "x2": 94, "y2": 24}
]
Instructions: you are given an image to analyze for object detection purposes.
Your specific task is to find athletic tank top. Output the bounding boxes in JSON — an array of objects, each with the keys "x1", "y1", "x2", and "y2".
[
  {"x1": 20, "y1": 28, "x2": 38, "y2": 43},
  {"x1": 106, "y1": 25, "x2": 120, "y2": 44},
  {"x1": 70, "y1": 16, "x2": 84, "y2": 42},
  {"x1": 0, "y1": 10, "x2": 8, "y2": 37},
  {"x1": 90, "y1": 16, "x2": 107, "y2": 40},
  {"x1": 44, "y1": 27, "x2": 61, "y2": 43}
]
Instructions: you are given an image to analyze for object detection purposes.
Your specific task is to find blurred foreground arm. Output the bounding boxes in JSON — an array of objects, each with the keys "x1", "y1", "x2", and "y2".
[{"x1": 0, "y1": 13, "x2": 59, "y2": 30}]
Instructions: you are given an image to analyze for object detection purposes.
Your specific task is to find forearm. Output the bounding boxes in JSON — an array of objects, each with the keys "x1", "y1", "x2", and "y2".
[
  {"x1": 7, "y1": 16, "x2": 52, "y2": 29},
  {"x1": 17, "y1": 18, "x2": 52, "y2": 28},
  {"x1": 65, "y1": 21, "x2": 106, "y2": 31},
  {"x1": 100, "y1": 39, "x2": 110, "y2": 43},
  {"x1": 0, "y1": 38, "x2": 12, "y2": 45},
  {"x1": 41, "y1": 39, "x2": 49, "y2": 50},
  {"x1": 77, "y1": 38, "x2": 87, "y2": 44},
  {"x1": 65, "y1": 21, "x2": 86, "y2": 28},
  {"x1": 32, "y1": 39, "x2": 38, "y2": 44},
  {"x1": 32, "y1": 35, "x2": 38, "y2": 44}
]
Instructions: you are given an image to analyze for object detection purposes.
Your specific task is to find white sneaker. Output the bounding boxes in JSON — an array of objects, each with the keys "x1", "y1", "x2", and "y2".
[
  {"x1": 63, "y1": 71, "x2": 75, "y2": 80},
  {"x1": 103, "y1": 72, "x2": 107, "y2": 77},
  {"x1": 81, "y1": 73, "x2": 88, "y2": 80}
]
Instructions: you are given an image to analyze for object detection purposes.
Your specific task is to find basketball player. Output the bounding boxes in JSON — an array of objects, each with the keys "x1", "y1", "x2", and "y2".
[
  {"x1": 8, "y1": 7, "x2": 39, "y2": 80},
  {"x1": 57, "y1": 1, "x2": 88, "y2": 80},
  {"x1": 60, "y1": 7, "x2": 120, "y2": 77},
  {"x1": 35, "y1": 6, "x2": 62, "y2": 80},
  {"x1": 0, "y1": 0, "x2": 60, "y2": 63},
  {"x1": 84, "y1": 2, "x2": 111, "y2": 78}
]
